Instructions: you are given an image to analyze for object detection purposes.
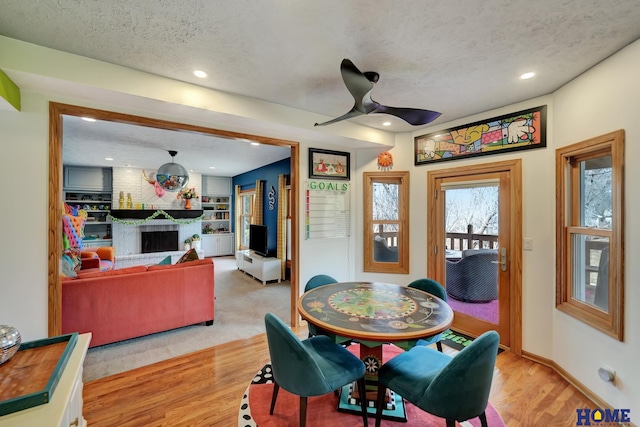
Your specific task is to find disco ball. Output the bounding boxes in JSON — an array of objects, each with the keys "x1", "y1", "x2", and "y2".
[
  {"x1": 156, "y1": 150, "x2": 189, "y2": 192},
  {"x1": 0, "y1": 325, "x2": 21, "y2": 365}
]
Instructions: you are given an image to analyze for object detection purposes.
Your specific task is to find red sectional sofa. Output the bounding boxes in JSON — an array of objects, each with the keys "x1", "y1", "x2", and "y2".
[{"x1": 62, "y1": 258, "x2": 215, "y2": 347}]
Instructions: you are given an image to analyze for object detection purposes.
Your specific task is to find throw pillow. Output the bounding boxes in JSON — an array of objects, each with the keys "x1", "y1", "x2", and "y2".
[
  {"x1": 158, "y1": 255, "x2": 172, "y2": 265},
  {"x1": 176, "y1": 248, "x2": 199, "y2": 264},
  {"x1": 61, "y1": 253, "x2": 77, "y2": 278}
]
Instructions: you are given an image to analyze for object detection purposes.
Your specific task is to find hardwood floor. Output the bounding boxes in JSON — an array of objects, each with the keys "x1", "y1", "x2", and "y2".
[{"x1": 83, "y1": 328, "x2": 596, "y2": 427}]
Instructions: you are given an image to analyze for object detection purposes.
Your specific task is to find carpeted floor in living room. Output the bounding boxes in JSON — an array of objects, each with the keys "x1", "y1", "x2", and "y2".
[{"x1": 82, "y1": 256, "x2": 291, "y2": 381}]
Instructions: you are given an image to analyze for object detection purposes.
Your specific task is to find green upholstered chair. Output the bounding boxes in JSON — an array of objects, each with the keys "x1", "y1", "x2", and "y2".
[
  {"x1": 374, "y1": 330, "x2": 500, "y2": 427},
  {"x1": 264, "y1": 313, "x2": 368, "y2": 427},
  {"x1": 407, "y1": 278, "x2": 447, "y2": 352},
  {"x1": 304, "y1": 274, "x2": 338, "y2": 338}
]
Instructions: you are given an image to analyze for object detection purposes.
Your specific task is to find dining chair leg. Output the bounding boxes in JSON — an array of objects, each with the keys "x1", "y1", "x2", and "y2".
[
  {"x1": 446, "y1": 419, "x2": 456, "y2": 427},
  {"x1": 479, "y1": 411, "x2": 488, "y2": 427},
  {"x1": 357, "y1": 377, "x2": 369, "y2": 427},
  {"x1": 269, "y1": 382, "x2": 280, "y2": 415},
  {"x1": 436, "y1": 341, "x2": 443, "y2": 352},
  {"x1": 374, "y1": 385, "x2": 386, "y2": 427},
  {"x1": 299, "y1": 396, "x2": 308, "y2": 427}
]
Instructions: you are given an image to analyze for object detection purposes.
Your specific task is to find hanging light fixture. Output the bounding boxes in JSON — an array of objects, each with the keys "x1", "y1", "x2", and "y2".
[{"x1": 156, "y1": 150, "x2": 189, "y2": 191}]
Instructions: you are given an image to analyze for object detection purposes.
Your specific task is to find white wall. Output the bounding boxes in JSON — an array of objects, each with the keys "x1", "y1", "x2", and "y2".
[
  {"x1": 353, "y1": 40, "x2": 640, "y2": 413},
  {"x1": 0, "y1": 91, "x2": 50, "y2": 340},
  {"x1": 356, "y1": 96, "x2": 556, "y2": 359},
  {"x1": 551, "y1": 39, "x2": 640, "y2": 413},
  {"x1": 0, "y1": 39, "x2": 360, "y2": 342}
]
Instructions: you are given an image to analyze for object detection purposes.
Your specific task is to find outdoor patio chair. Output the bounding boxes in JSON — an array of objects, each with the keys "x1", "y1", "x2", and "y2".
[{"x1": 446, "y1": 251, "x2": 498, "y2": 302}]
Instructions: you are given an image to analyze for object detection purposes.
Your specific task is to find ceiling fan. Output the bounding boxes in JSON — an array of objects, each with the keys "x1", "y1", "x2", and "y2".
[{"x1": 314, "y1": 58, "x2": 442, "y2": 127}]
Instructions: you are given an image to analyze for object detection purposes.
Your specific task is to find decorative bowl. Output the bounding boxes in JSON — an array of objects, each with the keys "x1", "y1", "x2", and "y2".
[{"x1": 0, "y1": 325, "x2": 21, "y2": 365}]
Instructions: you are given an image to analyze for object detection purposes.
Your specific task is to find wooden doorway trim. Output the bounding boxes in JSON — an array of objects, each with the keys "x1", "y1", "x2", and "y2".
[
  {"x1": 427, "y1": 159, "x2": 522, "y2": 355},
  {"x1": 48, "y1": 102, "x2": 301, "y2": 336}
]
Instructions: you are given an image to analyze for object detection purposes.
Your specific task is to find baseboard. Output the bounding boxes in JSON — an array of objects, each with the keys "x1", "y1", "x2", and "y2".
[{"x1": 522, "y1": 350, "x2": 636, "y2": 427}]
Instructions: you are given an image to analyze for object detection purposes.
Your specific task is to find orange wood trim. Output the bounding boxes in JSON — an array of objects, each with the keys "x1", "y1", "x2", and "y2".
[
  {"x1": 363, "y1": 171, "x2": 410, "y2": 274},
  {"x1": 48, "y1": 103, "x2": 63, "y2": 337},
  {"x1": 427, "y1": 158, "x2": 522, "y2": 355},
  {"x1": 48, "y1": 102, "x2": 301, "y2": 335},
  {"x1": 554, "y1": 130, "x2": 624, "y2": 341}
]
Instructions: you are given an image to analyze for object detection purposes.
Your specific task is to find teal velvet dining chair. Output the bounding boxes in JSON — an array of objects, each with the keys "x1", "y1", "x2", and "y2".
[
  {"x1": 374, "y1": 330, "x2": 500, "y2": 427},
  {"x1": 264, "y1": 312, "x2": 369, "y2": 427},
  {"x1": 304, "y1": 274, "x2": 337, "y2": 338},
  {"x1": 407, "y1": 278, "x2": 447, "y2": 352}
]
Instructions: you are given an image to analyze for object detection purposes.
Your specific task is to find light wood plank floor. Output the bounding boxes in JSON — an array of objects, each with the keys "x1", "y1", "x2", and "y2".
[{"x1": 83, "y1": 328, "x2": 596, "y2": 427}]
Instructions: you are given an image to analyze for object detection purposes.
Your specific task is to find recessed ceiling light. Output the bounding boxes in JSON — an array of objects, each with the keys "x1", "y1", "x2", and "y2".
[
  {"x1": 82, "y1": 117, "x2": 96, "y2": 122},
  {"x1": 251, "y1": 142, "x2": 260, "y2": 146},
  {"x1": 382, "y1": 121, "x2": 391, "y2": 126},
  {"x1": 209, "y1": 166, "x2": 216, "y2": 169},
  {"x1": 193, "y1": 70, "x2": 208, "y2": 78},
  {"x1": 105, "y1": 157, "x2": 114, "y2": 161},
  {"x1": 520, "y1": 72, "x2": 535, "y2": 80}
]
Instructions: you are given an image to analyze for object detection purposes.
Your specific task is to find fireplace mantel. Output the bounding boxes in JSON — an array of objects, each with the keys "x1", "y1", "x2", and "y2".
[{"x1": 109, "y1": 209, "x2": 204, "y2": 220}]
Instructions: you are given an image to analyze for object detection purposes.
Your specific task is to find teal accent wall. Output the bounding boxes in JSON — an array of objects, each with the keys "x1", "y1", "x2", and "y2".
[{"x1": 232, "y1": 158, "x2": 290, "y2": 256}]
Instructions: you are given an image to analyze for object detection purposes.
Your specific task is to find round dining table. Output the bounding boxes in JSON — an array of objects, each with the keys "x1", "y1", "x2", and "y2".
[{"x1": 297, "y1": 281, "x2": 453, "y2": 421}]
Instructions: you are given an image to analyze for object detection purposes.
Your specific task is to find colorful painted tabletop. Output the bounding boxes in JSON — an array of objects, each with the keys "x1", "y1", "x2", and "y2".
[{"x1": 298, "y1": 281, "x2": 453, "y2": 344}]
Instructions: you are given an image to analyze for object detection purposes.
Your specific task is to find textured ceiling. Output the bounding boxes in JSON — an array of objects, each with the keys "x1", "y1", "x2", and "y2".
[{"x1": 2, "y1": 0, "x2": 640, "y2": 173}]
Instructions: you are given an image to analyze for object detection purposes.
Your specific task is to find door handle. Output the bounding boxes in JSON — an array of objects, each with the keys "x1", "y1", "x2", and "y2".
[{"x1": 491, "y1": 248, "x2": 507, "y2": 271}]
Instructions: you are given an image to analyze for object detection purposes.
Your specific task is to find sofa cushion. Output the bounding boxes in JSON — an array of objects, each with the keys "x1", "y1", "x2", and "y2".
[
  {"x1": 147, "y1": 257, "x2": 212, "y2": 272},
  {"x1": 176, "y1": 248, "x2": 199, "y2": 264},
  {"x1": 76, "y1": 265, "x2": 147, "y2": 279}
]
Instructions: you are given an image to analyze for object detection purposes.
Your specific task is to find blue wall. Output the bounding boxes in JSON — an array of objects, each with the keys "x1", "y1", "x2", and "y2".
[{"x1": 232, "y1": 158, "x2": 290, "y2": 256}]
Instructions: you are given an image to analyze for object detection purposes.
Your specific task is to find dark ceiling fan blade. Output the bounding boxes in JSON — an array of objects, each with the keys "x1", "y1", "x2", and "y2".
[
  {"x1": 314, "y1": 107, "x2": 364, "y2": 127},
  {"x1": 316, "y1": 58, "x2": 442, "y2": 127},
  {"x1": 340, "y1": 59, "x2": 375, "y2": 112},
  {"x1": 372, "y1": 104, "x2": 442, "y2": 125}
]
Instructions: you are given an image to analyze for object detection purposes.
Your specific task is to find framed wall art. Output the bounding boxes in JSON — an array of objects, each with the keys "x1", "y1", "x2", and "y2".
[
  {"x1": 309, "y1": 148, "x2": 350, "y2": 180},
  {"x1": 415, "y1": 105, "x2": 547, "y2": 165}
]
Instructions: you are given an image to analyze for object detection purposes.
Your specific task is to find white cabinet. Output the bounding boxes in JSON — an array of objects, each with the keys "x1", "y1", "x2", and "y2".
[
  {"x1": 202, "y1": 176, "x2": 231, "y2": 195},
  {"x1": 64, "y1": 166, "x2": 112, "y2": 192},
  {"x1": 236, "y1": 250, "x2": 281, "y2": 285},
  {"x1": 217, "y1": 233, "x2": 234, "y2": 255},
  {"x1": 202, "y1": 233, "x2": 234, "y2": 257},
  {"x1": 0, "y1": 333, "x2": 91, "y2": 427}
]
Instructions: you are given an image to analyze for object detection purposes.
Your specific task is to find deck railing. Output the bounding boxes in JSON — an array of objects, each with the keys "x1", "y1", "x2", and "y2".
[
  {"x1": 445, "y1": 225, "x2": 498, "y2": 251},
  {"x1": 373, "y1": 224, "x2": 498, "y2": 252}
]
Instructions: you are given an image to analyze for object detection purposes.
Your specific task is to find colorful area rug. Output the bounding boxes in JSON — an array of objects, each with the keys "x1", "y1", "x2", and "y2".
[
  {"x1": 441, "y1": 330, "x2": 505, "y2": 354},
  {"x1": 446, "y1": 297, "x2": 499, "y2": 324},
  {"x1": 238, "y1": 344, "x2": 505, "y2": 427}
]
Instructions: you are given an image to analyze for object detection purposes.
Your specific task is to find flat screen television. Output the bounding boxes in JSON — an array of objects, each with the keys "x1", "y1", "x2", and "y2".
[{"x1": 249, "y1": 224, "x2": 269, "y2": 257}]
